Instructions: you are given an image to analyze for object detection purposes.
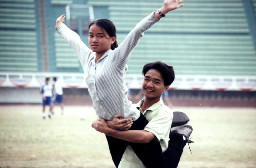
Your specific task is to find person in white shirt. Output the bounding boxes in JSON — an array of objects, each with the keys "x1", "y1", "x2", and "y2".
[
  {"x1": 53, "y1": 77, "x2": 64, "y2": 115},
  {"x1": 56, "y1": 0, "x2": 184, "y2": 167},
  {"x1": 40, "y1": 77, "x2": 54, "y2": 119}
]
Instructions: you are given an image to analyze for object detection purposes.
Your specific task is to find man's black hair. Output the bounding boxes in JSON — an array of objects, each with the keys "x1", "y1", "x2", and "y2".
[{"x1": 142, "y1": 61, "x2": 175, "y2": 86}]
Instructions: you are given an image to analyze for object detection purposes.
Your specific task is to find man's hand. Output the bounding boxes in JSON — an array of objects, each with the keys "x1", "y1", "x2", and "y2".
[
  {"x1": 55, "y1": 14, "x2": 65, "y2": 30},
  {"x1": 92, "y1": 116, "x2": 155, "y2": 143},
  {"x1": 107, "y1": 114, "x2": 133, "y2": 131}
]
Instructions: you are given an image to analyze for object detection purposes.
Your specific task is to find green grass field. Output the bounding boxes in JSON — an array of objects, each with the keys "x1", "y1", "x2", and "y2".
[{"x1": 0, "y1": 105, "x2": 255, "y2": 168}]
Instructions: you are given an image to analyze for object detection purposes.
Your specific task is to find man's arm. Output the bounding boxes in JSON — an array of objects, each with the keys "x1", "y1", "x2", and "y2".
[
  {"x1": 92, "y1": 118, "x2": 155, "y2": 144},
  {"x1": 40, "y1": 86, "x2": 45, "y2": 100},
  {"x1": 40, "y1": 93, "x2": 45, "y2": 100}
]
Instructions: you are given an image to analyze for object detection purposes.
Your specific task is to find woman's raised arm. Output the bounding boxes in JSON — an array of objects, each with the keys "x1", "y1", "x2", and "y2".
[
  {"x1": 55, "y1": 14, "x2": 65, "y2": 30},
  {"x1": 154, "y1": 0, "x2": 184, "y2": 19}
]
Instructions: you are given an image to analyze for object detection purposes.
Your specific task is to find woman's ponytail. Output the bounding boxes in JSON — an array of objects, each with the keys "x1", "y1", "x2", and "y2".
[{"x1": 111, "y1": 40, "x2": 118, "y2": 50}]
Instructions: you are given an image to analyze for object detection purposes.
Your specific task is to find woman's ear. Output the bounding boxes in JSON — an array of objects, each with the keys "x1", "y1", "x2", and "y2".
[{"x1": 111, "y1": 36, "x2": 116, "y2": 44}]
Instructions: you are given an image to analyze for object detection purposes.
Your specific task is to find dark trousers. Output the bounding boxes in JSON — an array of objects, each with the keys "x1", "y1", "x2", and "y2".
[
  {"x1": 163, "y1": 132, "x2": 187, "y2": 168},
  {"x1": 106, "y1": 114, "x2": 186, "y2": 168}
]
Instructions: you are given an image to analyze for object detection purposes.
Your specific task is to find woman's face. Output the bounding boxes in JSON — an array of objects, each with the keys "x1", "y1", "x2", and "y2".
[{"x1": 88, "y1": 24, "x2": 116, "y2": 56}]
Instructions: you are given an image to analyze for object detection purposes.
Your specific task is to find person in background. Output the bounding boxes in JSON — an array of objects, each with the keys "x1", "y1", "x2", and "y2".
[
  {"x1": 40, "y1": 77, "x2": 54, "y2": 119},
  {"x1": 161, "y1": 90, "x2": 174, "y2": 109},
  {"x1": 53, "y1": 77, "x2": 64, "y2": 115}
]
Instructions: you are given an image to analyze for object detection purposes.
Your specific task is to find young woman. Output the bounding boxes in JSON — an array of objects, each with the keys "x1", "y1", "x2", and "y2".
[{"x1": 56, "y1": 0, "x2": 184, "y2": 167}]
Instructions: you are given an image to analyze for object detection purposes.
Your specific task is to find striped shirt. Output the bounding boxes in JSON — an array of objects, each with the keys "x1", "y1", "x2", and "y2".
[{"x1": 57, "y1": 13, "x2": 159, "y2": 120}]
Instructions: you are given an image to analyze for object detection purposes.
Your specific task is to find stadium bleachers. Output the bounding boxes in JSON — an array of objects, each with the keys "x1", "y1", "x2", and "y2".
[
  {"x1": 253, "y1": 0, "x2": 256, "y2": 15},
  {"x1": 0, "y1": 0, "x2": 38, "y2": 72},
  {"x1": 0, "y1": 0, "x2": 255, "y2": 76},
  {"x1": 88, "y1": 0, "x2": 256, "y2": 76},
  {"x1": 51, "y1": 0, "x2": 84, "y2": 71},
  {"x1": 51, "y1": 0, "x2": 73, "y2": 5},
  {"x1": 54, "y1": 33, "x2": 80, "y2": 69}
]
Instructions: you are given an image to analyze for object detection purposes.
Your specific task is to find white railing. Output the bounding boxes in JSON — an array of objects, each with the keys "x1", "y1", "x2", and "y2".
[{"x1": 0, "y1": 72, "x2": 256, "y2": 91}]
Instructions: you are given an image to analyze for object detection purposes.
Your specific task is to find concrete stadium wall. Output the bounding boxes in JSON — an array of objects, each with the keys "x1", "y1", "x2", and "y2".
[
  {"x1": 0, "y1": 88, "x2": 41, "y2": 104},
  {"x1": 0, "y1": 87, "x2": 92, "y2": 105},
  {"x1": 1, "y1": 87, "x2": 255, "y2": 108}
]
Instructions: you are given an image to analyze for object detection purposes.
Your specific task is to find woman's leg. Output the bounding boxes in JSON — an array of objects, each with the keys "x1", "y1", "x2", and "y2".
[
  {"x1": 105, "y1": 113, "x2": 149, "y2": 167},
  {"x1": 105, "y1": 135, "x2": 128, "y2": 167},
  {"x1": 163, "y1": 131, "x2": 187, "y2": 168},
  {"x1": 129, "y1": 139, "x2": 165, "y2": 168},
  {"x1": 128, "y1": 114, "x2": 165, "y2": 168}
]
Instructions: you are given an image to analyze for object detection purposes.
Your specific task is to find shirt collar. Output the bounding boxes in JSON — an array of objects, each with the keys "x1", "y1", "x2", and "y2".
[
  {"x1": 136, "y1": 99, "x2": 164, "y2": 115},
  {"x1": 93, "y1": 50, "x2": 111, "y2": 63}
]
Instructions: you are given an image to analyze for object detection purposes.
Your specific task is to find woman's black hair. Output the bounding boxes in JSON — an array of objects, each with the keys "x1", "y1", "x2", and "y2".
[
  {"x1": 142, "y1": 61, "x2": 175, "y2": 86},
  {"x1": 89, "y1": 19, "x2": 118, "y2": 50}
]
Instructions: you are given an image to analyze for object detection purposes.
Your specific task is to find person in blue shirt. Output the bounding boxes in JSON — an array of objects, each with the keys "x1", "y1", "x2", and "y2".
[{"x1": 40, "y1": 77, "x2": 54, "y2": 119}]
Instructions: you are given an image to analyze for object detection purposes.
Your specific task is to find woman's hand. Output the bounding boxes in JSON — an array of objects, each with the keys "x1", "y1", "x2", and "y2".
[
  {"x1": 55, "y1": 14, "x2": 65, "y2": 30},
  {"x1": 163, "y1": 0, "x2": 184, "y2": 12},
  {"x1": 154, "y1": 0, "x2": 184, "y2": 19},
  {"x1": 107, "y1": 114, "x2": 133, "y2": 131},
  {"x1": 92, "y1": 118, "x2": 109, "y2": 134}
]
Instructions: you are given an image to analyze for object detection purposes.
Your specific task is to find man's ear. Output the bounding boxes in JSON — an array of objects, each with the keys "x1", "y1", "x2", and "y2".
[{"x1": 165, "y1": 86, "x2": 170, "y2": 91}]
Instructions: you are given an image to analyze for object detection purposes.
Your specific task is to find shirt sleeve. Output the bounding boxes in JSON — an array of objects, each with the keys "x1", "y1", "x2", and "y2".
[
  {"x1": 57, "y1": 24, "x2": 92, "y2": 71},
  {"x1": 113, "y1": 12, "x2": 159, "y2": 70},
  {"x1": 144, "y1": 110, "x2": 172, "y2": 142}
]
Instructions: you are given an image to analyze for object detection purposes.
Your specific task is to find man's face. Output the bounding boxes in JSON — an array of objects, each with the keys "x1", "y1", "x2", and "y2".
[{"x1": 142, "y1": 69, "x2": 168, "y2": 100}]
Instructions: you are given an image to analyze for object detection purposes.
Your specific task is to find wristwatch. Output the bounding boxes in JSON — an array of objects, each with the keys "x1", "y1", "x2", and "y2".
[{"x1": 156, "y1": 9, "x2": 165, "y2": 17}]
